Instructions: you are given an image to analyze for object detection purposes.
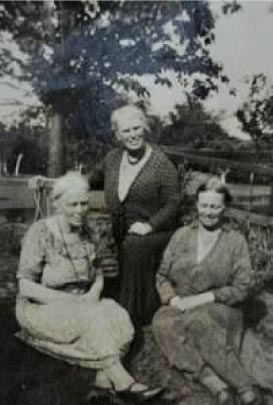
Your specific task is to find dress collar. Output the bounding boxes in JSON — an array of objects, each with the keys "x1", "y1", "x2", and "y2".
[{"x1": 189, "y1": 218, "x2": 232, "y2": 232}]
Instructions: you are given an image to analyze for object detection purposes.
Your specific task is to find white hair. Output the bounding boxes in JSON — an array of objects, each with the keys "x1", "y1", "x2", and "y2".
[
  {"x1": 51, "y1": 171, "x2": 89, "y2": 202},
  {"x1": 110, "y1": 104, "x2": 150, "y2": 133}
]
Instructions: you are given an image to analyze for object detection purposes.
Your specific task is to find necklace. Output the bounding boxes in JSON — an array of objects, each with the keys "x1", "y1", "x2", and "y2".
[
  {"x1": 57, "y1": 219, "x2": 94, "y2": 282},
  {"x1": 126, "y1": 153, "x2": 142, "y2": 165}
]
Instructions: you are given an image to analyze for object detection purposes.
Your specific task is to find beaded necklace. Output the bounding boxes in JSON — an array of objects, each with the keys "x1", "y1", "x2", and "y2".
[
  {"x1": 126, "y1": 153, "x2": 142, "y2": 165},
  {"x1": 57, "y1": 219, "x2": 94, "y2": 282}
]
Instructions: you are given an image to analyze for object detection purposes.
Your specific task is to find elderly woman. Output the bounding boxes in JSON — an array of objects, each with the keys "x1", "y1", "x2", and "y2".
[
  {"x1": 16, "y1": 172, "x2": 161, "y2": 401},
  {"x1": 89, "y1": 104, "x2": 180, "y2": 329},
  {"x1": 152, "y1": 178, "x2": 257, "y2": 404}
]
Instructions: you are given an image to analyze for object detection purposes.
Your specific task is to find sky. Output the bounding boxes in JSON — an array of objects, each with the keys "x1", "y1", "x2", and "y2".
[
  {"x1": 0, "y1": 0, "x2": 273, "y2": 139},
  {"x1": 140, "y1": 0, "x2": 273, "y2": 139},
  {"x1": 207, "y1": 0, "x2": 273, "y2": 139}
]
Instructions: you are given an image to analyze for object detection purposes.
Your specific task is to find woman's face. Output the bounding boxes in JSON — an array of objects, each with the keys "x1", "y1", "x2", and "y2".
[
  {"x1": 59, "y1": 188, "x2": 90, "y2": 228},
  {"x1": 197, "y1": 191, "x2": 226, "y2": 230},
  {"x1": 115, "y1": 113, "x2": 146, "y2": 153}
]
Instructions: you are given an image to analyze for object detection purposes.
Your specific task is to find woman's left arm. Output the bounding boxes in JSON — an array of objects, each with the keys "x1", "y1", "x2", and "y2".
[
  {"x1": 82, "y1": 269, "x2": 104, "y2": 303},
  {"x1": 213, "y1": 233, "x2": 253, "y2": 306},
  {"x1": 171, "y1": 234, "x2": 253, "y2": 311},
  {"x1": 148, "y1": 157, "x2": 181, "y2": 232}
]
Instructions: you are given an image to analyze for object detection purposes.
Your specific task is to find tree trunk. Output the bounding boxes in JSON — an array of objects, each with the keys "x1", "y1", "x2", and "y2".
[
  {"x1": 47, "y1": 112, "x2": 65, "y2": 177},
  {"x1": 43, "y1": 0, "x2": 65, "y2": 178}
]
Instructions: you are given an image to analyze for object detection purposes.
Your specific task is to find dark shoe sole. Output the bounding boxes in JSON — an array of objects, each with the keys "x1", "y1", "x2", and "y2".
[{"x1": 116, "y1": 387, "x2": 164, "y2": 402}]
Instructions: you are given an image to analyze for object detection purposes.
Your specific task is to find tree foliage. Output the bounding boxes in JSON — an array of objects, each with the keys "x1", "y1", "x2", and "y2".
[
  {"x1": 0, "y1": 0, "x2": 231, "y2": 171},
  {"x1": 222, "y1": 1, "x2": 242, "y2": 15},
  {"x1": 161, "y1": 99, "x2": 231, "y2": 148},
  {"x1": 0, "y1": 1, "x2": 227, "y2": 107},
  {"x1": 237, "y1": 74, "x2": 273, "y2": 145}
]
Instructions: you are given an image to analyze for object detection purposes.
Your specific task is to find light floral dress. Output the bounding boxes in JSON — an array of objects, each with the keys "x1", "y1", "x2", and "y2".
[{"x1": 16, "y1": 216, "x2": 134, "y2": 369}]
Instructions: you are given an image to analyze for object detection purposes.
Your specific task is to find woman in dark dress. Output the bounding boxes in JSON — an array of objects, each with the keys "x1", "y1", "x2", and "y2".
[
  {"x1": 89, "y1": 104, "x2": 180, "y2": 328},
  {"x1": 152, "y1": 178, "x2": 258, "y2": 404}
]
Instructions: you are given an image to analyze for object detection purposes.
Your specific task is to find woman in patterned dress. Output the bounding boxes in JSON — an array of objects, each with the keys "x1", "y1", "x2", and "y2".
[
  {"x1": 16, "y1": 172, "x2": 161, "y2": 400},
  {"x1": 89, "y1": 104, "x2": 181, "y2": 328},
  {"x1": 152, "y1": 177, "x2": 257, "y2": 404}
]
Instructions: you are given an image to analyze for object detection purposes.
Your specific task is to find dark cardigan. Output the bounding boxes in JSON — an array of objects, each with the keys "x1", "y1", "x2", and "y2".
[{"x1": 89, "y1": 146, "x2": 181, "y2": 240}]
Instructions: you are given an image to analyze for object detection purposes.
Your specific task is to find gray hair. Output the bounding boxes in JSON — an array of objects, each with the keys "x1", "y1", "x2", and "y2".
[
  {"x1": 51, "y1": 171, "x2": 89, "y2": 202},
  {"x1": 110, "y1": 104, "x2": 150, "y2": 133},
  {"x1": 196, "y1": 176, "x2": 232, "y2": 205}
]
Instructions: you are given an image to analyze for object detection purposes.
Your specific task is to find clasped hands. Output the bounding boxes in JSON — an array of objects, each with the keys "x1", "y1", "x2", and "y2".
[
  {"x1": 170, "y1": 292, "x2": 215, "y2": 312},
  {"x1": 128, "y1": 221, "x2": 152, "y2": 235}
]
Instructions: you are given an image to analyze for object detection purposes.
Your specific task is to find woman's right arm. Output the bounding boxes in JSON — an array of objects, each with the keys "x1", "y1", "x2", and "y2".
[
  {"x1": 156, "y1": 267, "x2": 176, "y2": 305},
  {"x1": 156, "y1": 227, "x2": 215, "y2": 311},
  {"x1": 17, "y1": 221, "x2": 75, "y2": 305},
  {"x1": 156, "y1": 229, "x2": 183, "y2": 305},
  {"x1": 19, "y1": 279, "x2": 74, "y2": 304}
]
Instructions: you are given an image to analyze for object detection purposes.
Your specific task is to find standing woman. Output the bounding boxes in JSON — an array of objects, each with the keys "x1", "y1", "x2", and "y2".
[
  {"x1": 16, "y1": 172, "x2": 161, "y2": 400},
  {"x1": 89, "y1": 104, "x2": 180, "y2": 328},
  {"x1": 152, "y1": 177, "x2": 257, "y2": 404}
]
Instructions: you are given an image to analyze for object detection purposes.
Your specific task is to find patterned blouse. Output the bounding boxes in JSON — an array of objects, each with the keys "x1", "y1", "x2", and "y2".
[{"x1": 17, "y1": 217, "x2": 97, "y2": 289}]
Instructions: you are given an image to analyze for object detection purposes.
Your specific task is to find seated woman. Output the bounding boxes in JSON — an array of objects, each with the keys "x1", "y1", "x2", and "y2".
[
  {"x1": 152, "y1": 177, "x2": 258, "y2": 404},
  {"x1": 16, "y1": 172, "x2": 161, "y2": 401}
]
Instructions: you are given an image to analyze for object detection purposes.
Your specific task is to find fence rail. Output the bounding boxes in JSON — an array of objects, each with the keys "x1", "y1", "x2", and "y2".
[
  {"x1": 227, "y1": 207, "x2": 273, "y2": 227},
  {"x1": 164, "y1": 146, "x2": 273, "y2": 177},
  {"x1": 0, "y1": 175, "x2": 273, "y2": 228}
]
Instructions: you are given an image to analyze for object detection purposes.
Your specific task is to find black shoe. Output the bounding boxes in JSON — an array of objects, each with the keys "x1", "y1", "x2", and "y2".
[
  {"x1": 116, "y1": 383, "x2": 164, "y2": 402},
  {"x1": 86, "y1": 386, "x2": 115, "y2": 402},
  {"x1": 124, "y1": 331, "x2": 144, "y2": 365}
]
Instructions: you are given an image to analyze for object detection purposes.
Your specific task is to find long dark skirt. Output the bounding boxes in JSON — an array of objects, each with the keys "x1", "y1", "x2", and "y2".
[
  {"x1": 118, "y1": 232, "x2": 172, "y2": 328},
  {"x1": 152, "y1": 303, "x2": 255, "y2": 391}
]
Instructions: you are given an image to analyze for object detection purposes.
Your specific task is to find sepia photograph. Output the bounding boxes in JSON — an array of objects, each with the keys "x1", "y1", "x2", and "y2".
[{"x1": 0, "y1": 1, "x2": 273, "y2": 404}]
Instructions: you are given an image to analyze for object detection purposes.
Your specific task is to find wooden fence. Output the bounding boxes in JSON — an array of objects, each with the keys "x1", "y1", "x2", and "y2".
[
  {"x1": 0, "y1": 175, "x2": 272, "y2": 229},
  {"x1": 164, "y1": 146, "x2": 273, "y2": 177}
]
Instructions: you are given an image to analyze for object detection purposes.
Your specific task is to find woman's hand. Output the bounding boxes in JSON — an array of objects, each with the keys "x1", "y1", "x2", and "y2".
[
  {"x1": 128, "y1": 222, "x2": 152, "y2": 235},
  {"x1": 170, "y1": 292, "x2": 215, "y2": 312},
  {"x1": 170, "y1": 296, "x2": 196, "y2": 312}
]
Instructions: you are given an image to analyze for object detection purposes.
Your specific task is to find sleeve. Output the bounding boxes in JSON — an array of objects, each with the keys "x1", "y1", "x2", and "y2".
[
  {"x1": 17, "y1": 221, "x2": 46, "y2": 282},
  {"x1": 213, "y1": 232, "x2": 253, "y2": 305},
  {"x1": 156, "y1": 229, "x2": 184, "y2": 304},
  {"x1": 148, "y1": 156, "x2": 181, "y2": 231}
]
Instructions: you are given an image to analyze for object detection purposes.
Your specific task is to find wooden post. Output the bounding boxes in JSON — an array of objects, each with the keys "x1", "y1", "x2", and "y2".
[{"x1": 268, "y1": 183, "x2": 273, "y2": 216}]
